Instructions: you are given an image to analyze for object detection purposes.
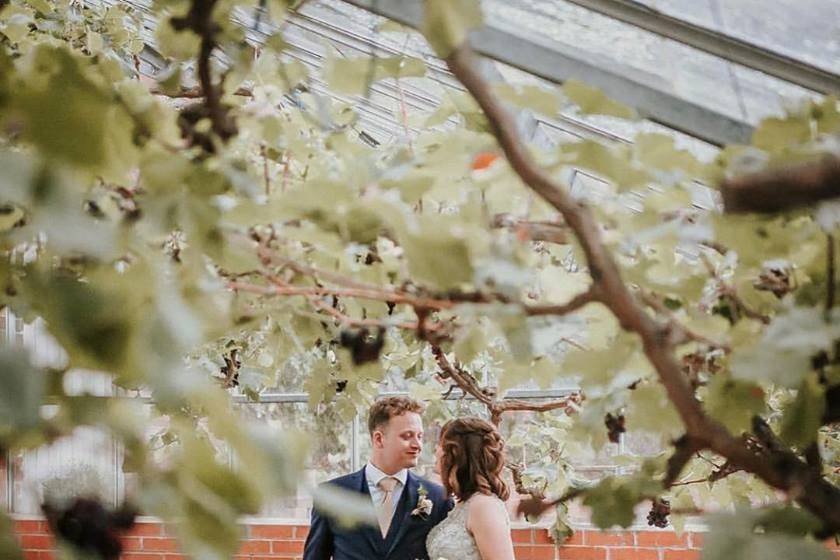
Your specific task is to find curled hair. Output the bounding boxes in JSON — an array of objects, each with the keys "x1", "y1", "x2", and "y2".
[
  {"x1": 368, "y1": 396, "x2": 425, "y2": 434},
  {"x1": 438, "y1": 417, "x2": 509, "y2": 501}
]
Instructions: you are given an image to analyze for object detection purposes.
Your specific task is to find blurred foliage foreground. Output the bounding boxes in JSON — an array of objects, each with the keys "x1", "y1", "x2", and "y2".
[{"x1": 1, "y1": 0, "x2": 840, "y2": 559}]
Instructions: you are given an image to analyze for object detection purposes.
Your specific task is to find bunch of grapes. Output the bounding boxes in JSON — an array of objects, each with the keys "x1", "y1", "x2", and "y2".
[
  {"x1": 646, "y1": 498, "x2": 670, "y2": 528},
  {"x1": 340, "y1": 327, "x2": 385, "y2": 365},
  {"x1": 42, "y1": 497, "x2": 137, "y2": 560},
  {"x1": 604, "y1": 413, "x2": 626, "y2": 444}
]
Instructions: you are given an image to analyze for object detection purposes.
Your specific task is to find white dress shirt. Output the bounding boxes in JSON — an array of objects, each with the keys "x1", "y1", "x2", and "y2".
[{"x1": 365, "y1": 462, "x2": 408, "y2": 521}]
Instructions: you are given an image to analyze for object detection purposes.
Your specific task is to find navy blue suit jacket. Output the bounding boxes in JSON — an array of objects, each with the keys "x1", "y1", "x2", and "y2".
[{"x1": 303, "y1": 467, "x2": 452, "y2": 560}]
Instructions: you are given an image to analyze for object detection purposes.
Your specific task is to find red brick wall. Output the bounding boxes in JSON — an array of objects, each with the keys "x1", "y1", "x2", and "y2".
[{"x1": 12, "y1": 518, "x2": 840, "y2": 560}]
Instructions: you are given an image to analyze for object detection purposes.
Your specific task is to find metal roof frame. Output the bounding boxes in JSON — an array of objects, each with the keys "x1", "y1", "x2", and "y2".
[
  {"x1": 121, "y1": 0, "x2": 840, "y2": 147},
  {"x1": 562, "y1": 0, "x2": 840, "y2": 95},
  {"x1": 342, "y1": 0, "x2": 759, "y2": 146}
]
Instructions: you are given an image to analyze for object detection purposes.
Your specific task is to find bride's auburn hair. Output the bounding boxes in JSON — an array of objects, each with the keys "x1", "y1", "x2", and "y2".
[{"x1": 438, "y1": 417, "x2": 509, "y2": 501}]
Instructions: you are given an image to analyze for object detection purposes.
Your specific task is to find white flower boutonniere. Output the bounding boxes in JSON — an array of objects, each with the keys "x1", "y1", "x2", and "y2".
[{"x1": 411, "y1": 484, "x2": 433, "y2": 519}]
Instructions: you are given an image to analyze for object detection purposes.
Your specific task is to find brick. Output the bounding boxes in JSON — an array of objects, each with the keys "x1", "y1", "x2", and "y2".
[
  {"x1": 163, "y1": 555, "x2": 187, "y2": 560},
  {"x1": 19, "y1": 534, "x2": 54, "y2": 550},
  {"x1": 21, "y1": 553, "x2": 46, "y2": 560},
  {"x1": 535, "y1": 528, "x2": 560, "y2": 545},
  {"x1": 688, "y1": 532, "x2": 704, "y2": 549},
  {"x1": 513, "y1": 529, "x2": 534, "y2": 543},
  {"x1": 272, "y1": 540, "x2": 305, "y2": 554},
  {"x1": 636, "y1": 531, "x2": 688, "y2": 547},
  {"x1": 584, "y1": 531, "x2": 635, "y2": 547},
  {"x1": 141, "y1": 537, "x2": 180, "y2": 552},
  {"x1": 121, "y1": 537, "x2": 144, "y2": 551},
  {"x1": 557, "y1": 546, "x2": 608, "y2": 560},
  {"x1": 128, "y1": 523, "x2": 163, "y2": 537},
  {"x1": 295, "y1": 526, "x2": 310, "y2": 540},
  {"x1": 516, "y1": 545, "x2": 557, "y2": 560},
  {"x1": 561, "y1": 530, "x2": 585, "y2": 546},
  {"x1": 609, "y1": 547, "x2": 659, "y2": 560},
  {"x1": 239, "y1": 539, "x2": 272, "y2": 554},
  {"x1": 663, "y1": 550, "x2": 701, "y2": 560},
  {"x1": 14, "y1": 520, "x2": 45, "y2": 533},
  {"x1": 250, "y1": 525, "x2": 296, "y2": 539},
  {"x1": 123, "y1": 555, "x2": 163, "y2": 560}
]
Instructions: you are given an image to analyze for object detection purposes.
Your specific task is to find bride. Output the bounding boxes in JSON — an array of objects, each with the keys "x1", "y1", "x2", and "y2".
[{"x1": 426, "y1": 417, "x2": 516, "y2": 560}]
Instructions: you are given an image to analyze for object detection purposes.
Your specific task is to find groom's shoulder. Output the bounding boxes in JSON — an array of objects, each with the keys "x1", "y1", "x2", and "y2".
[{"x1": 320, "y1": 469, "x2": 363, "y2": 490}]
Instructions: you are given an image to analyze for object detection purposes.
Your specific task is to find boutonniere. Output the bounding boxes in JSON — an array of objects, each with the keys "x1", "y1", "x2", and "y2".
[{"x1": 411, "y1": 484, "x2": 433, "y2": 519}]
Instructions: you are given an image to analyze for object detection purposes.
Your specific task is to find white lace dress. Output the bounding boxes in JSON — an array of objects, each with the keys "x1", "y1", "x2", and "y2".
[{"x1": 426, "y1": 495, "x2": 509, "y2": 560}]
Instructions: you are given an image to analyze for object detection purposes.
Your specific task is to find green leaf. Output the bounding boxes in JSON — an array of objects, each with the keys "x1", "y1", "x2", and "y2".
[
  {"x1": 311, "y1": 482, "x2": 377, "y2": 529},
  {"x1": 453, "y1": 322, "x2": 487, "y2": 364},
  {"x1": 703, "y1": 508, "x2": 832, "y2": 560},
  {"x1": 0, "y1": 349, "x2": 45, "y2": 441},
  {"x1": 813, "y1": 96, "x2": 840, "y2": 134},
  {"x1": 562, "y1": 80, "x2": 636, "y2": 119},
  {"x1": 633, "y1": 133, "x2": 713, "y2": 180},
  {"x1": 380, "y1": 171, "x2": 435, "y2": 204},
  {"x1": 494, "y1": 83, "x2": 561, "y2": 117},
  {"x1": 27, "y1": 0, "x2": 53, "y2": 15},
  {"x1": 582, "y1": 475, "x2": 661, "y2": 529},
  {"x1": 11, "y1": 45, "x2": 112, "y2": 167},
  {"x1": 422, "y1": 0, "x2": 483, "y2": 57},
  {"x1": 323, "y1": 54, "x2": 426, "y2": 95},
  {"x1": 753, "y1": 506, "x2": 825, "y2": 536},
  {"x1": 22, "y1": 269, "x2": 140, "y2": 381},
  {"x1": 0, "y1": 7, "x2": 34, "y2": 44},
  {"x1": 0, "y1": 509, "x2": 23, "y2": 560},
  {"x1": 156, "y1": 18, "x2": 201, "y2": 60},
  {"x1": 398, "y1": 218, "x2": 476, "y2": 290},
  {"x1": 555, "y1": 141, "x2": 649, "y2": 191},
  {"x1": 548, "y1": 503, "x2": 574, "y2": 544},
  {"x1": 752, "y1": 116, "x2": 812, "y2": 154},
  {"x1": 731, "y1": 306, "x2": 840, "y2": 388},
  {"x1": 562, "y1": 332, "x2": 638, "y2": 393},
  {"x1": 703, "y1": 375, "x2": 766, "y2": 435},
  {"x1": 625, "y1": 381, "x2": 681, "y2": 436},
  {"x1": 780, "y1": 373, "x2": 826, "y2": 449}
]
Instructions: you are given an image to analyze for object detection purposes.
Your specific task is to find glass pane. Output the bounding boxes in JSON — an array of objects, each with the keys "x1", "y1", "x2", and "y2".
[
  {"x1": 499, "y1": 407, "x2": 620, "y2": 525},
  {"x1": 236, "y1": 402, "x2": 352, "y2": 518},
  {"x1": 122, "y1": 403, "x2": 232, "y2": 504},
  {"x1": 13, "y1": 426, "x2": 116, "y2": 514},
  {"x1": 484, "y1": 0, "x2": 816, "y2": 126},
  {"x1": 634, "y1": 0, "x2": 840, "y2": 74},
  {"x1": 25, "y1": 319, "x2": 69, "y2": 370},
  {"x1": 0, "y1": 308, "x2": 25, "y2": 347}
]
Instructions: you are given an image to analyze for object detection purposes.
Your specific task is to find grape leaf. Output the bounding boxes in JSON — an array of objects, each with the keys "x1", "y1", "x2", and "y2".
[{"x1": 422, "y1": 0, "x2": 483, "y2": 57}]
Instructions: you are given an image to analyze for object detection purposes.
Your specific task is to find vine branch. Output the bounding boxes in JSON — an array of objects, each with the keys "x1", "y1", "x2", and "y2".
[
  {"x1": 446, "y1": 42, "x2": 840, "y2": 532},
  {"x1": 430, "y1": 344, "x2": 582, "y2": 426},
  {"x1": 828, "y1": 233, "x2": 836, "y2": 314},
  {"x1": 171, "y1": 0, "x2": 236, "y2": 142},
  {"x1": 721, "y1": 155, "x2": 840, "y2": 214}
]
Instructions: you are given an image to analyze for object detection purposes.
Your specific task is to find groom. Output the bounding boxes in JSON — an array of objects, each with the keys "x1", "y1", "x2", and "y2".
[{"x1": 303, "y1": 396, "x2": 452, "y2": 560}]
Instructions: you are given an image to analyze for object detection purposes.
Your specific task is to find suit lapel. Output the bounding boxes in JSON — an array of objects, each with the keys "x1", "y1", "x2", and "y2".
[
  {"x1": 385, "y1": 472, "x2": 418, "y2": 558},
  {"x1": 355, "y1": 466, "x2": 384, "y2": 554}
]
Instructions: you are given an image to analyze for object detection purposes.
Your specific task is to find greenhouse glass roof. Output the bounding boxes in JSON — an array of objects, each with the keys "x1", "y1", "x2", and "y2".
[{"x1": 118, "y1": 0, "x2": 839, "y2": 149}]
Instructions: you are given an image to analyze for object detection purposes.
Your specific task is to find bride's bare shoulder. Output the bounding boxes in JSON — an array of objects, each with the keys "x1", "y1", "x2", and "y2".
[{"x1": 467, "y1": 493, "x2": 508, "y2": 517}]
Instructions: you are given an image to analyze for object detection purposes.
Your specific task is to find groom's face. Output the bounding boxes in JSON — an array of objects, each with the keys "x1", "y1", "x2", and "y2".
[{"x1": 373, "y1": 412, "x2": 424, "y2": 472}]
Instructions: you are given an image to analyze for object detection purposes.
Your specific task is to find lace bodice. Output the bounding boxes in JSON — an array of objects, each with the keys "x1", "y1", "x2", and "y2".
[{"x1": 426, "y1": 495, "x2": 509, "y2": 560}]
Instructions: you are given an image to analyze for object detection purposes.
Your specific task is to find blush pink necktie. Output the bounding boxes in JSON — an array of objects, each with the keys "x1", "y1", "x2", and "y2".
[{"x1": 376, "y1": 476, "x2": 399, "y2": 537}]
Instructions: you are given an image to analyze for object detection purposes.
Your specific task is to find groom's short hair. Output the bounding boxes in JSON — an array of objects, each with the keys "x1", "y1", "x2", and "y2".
[{"x1": 368, "y1": 396, "x2": 425, "y2": 434}]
